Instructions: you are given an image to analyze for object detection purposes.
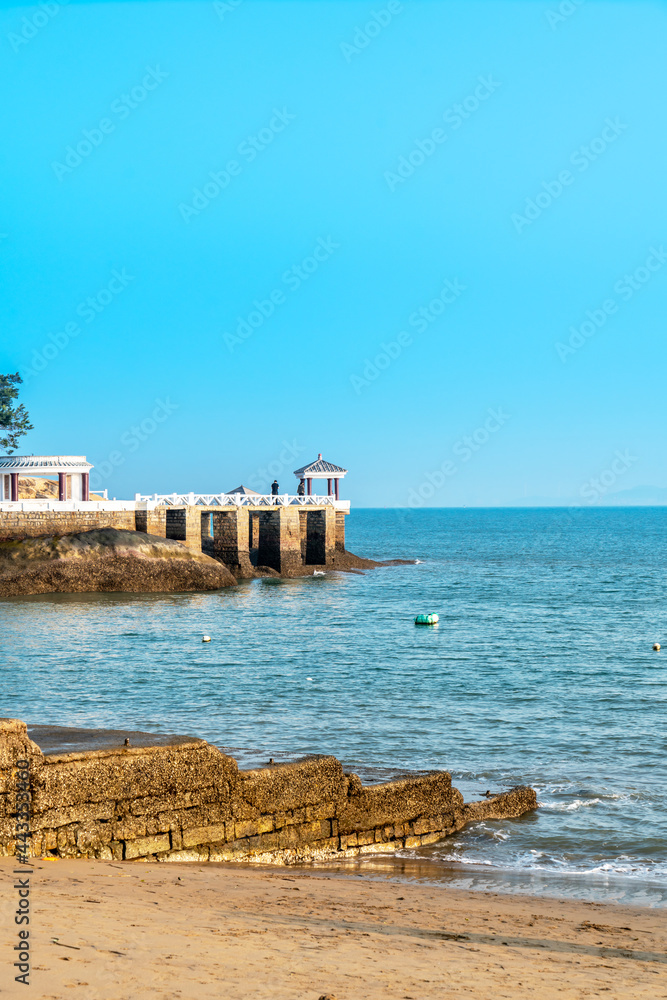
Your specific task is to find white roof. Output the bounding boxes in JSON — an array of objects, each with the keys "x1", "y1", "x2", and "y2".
[
  {"x1": 293, "y1": 454, "x2": 347, "y2": 479},
  {"x1": 0, "y1": 455, "x2": 93, "y2": 475}
]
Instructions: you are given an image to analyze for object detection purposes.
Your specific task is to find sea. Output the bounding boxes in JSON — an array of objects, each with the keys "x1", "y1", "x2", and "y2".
[{"x1": 2, "y1": 508, "x2": 666, "y2": 906}]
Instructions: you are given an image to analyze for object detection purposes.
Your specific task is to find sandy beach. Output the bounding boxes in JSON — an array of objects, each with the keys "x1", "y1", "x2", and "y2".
[{"x1": 2, "y1": 858, "x2": 665, "y2": 999}]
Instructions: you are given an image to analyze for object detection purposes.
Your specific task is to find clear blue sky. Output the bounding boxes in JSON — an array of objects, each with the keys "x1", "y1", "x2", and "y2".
[{"x1": 2, "y1": 0, "x2": 666, "y2": 506}]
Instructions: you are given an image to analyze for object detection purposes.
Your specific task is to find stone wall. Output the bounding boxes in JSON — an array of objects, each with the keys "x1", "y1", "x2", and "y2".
[
  {"x1": 0, "y1": 719, "x2": 536, "y2": 865},
  {"x1": 0, "y1": 509, "x2": 136, "y2": 541},
  {"x1": 335, "y1": 511, "x2": 346, "y2": 552},
  {"x1": 134, "y1": 508, "x2": 167, "y2": 538},
  {"x1": 258, "y1": 509, "x2": 302, "y2": 575}
]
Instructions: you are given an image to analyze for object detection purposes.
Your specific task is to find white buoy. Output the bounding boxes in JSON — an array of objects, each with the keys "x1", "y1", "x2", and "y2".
[
  {"x1": 202, "y1": 635, "x2": 211, "y2": 643},
  {"x1": 653, "y1": 642, "x2": 660, "y2": 651}
]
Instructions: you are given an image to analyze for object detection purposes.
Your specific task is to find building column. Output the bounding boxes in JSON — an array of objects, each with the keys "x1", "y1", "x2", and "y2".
[
  {"x1": 258, "y1": 507, "x2": 301, "y2": 575},
  {"x1": 210, "y1": 508, "x2": 252, "y2": 577},
  {"x1": 327, "y1": 478, "x2": 332, "y2": 496},
  {"x1": 335, "y1": 510, "x2": 346, "y2": 552},
  {"x1": 81, "y1": 473, "x2": 90, "y2": 502},
  {"x1": 58, "y1": 473, "x2": 66, "y2": 502},
  {"x1": 334, "y1": 478, "x2": 340, "y2": 501},
  {"x1": 307, "y1": 478, "x2": 312, "y2": 496},
  {"x1": 135, "y1": 506, "x2": 167, "y2": 538},
  {"x1": 10, "y1": 473, "x2": 18, "y2": 502}
]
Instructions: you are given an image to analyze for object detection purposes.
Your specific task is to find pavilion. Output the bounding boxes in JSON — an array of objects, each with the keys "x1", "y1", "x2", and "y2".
[
  {"x1": 293, "y1": 454, "x2": 347, "y2": 499},
  {"x1": 0, "y1": 455, "x2": 92, "y2": 502}
]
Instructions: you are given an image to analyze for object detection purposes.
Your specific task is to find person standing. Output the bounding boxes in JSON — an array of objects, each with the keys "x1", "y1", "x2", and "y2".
[{"x1": 271, "y1": 479, "x2": 279, "y2": 496}]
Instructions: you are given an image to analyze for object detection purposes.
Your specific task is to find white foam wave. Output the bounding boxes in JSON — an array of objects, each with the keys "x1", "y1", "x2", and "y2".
[{"x1": 541, "y1": 797, "x2": 603, "y2": 812}]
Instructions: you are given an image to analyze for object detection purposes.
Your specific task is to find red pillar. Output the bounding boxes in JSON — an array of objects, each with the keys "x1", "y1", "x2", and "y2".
[
  {"x1": 307, "y1": 478, "x2": 312, "y2": 496},
  {"x1": 327, "y1": 478, "x2": 332, "y2": 496},
  {"x1": 82, "y1": 473, "x2": 90, "y2": 502},
  {"x1": 334, "y1": 478, "x2": 339, "y2": 500},
  {"x1": 10, "y1": 473, "x2": 19, "y2": 502},
  {"x1": 58, "y1": 473, "x2": 66, "y2": 501}
]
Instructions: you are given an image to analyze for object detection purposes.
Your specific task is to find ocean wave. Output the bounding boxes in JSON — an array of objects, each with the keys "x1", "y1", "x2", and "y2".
[
  {"x1": 540, "y1": 797, "x2": 603, "y2": 812},
  {"x1": 419, "y1": 845, "x2": 667, "y2": 882}
]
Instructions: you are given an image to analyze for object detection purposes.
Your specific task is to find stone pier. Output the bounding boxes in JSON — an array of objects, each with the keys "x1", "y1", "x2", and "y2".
[
  {"x1": 0, "y1": 498, "x2": 348, "y2": 577},
  {"x1": 0, "y1": 719, "x2": 537, "y2": 864}
]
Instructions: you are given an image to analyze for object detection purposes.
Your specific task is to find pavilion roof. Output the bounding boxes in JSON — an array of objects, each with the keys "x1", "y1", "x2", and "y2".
[
  {"x1": 293, "y1": 454, "x2": 347, "y2": 477},
  {"x1": 0, "y1": 455, "x2": 93, "y2": 475},
  {"x1": 226, "y1": 484, "x2": 261, "y2": 495}
]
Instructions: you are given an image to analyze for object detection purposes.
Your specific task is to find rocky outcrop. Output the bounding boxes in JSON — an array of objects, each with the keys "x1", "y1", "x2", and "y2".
[
  {"x1": 0, "y1": 528, "x2": 236, "y2": 597},
  {"x1": 0, "y1": 719, "x2": 538, "y2": 864}
]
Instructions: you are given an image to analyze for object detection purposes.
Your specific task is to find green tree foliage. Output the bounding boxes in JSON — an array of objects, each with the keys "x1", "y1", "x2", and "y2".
[{"x1": 0, "y1": 373, "x2": 33, "y2": 454}]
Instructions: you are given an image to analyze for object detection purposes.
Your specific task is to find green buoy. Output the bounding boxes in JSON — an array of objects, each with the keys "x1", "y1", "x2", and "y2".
[{"x1": 415, "y1": 613, "x2": 439, "y2": 625}]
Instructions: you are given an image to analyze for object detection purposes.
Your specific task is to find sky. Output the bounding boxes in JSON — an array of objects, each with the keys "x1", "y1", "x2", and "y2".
[{"x1": 1, "y1": 0, "x2": 666, "y2": 506}]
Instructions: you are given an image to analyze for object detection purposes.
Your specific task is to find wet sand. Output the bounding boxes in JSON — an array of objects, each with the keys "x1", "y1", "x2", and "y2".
[{"x1": 2, "y1": 858, "x2": 666, "y2": 999}]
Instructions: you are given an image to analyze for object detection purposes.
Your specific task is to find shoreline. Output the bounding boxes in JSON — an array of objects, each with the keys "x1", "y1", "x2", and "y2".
[{"x1": 3, "y1": 857, "x2": 665, "y2": 998}]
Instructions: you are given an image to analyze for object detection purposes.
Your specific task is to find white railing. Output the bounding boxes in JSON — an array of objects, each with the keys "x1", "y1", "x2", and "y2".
[
  {"x1": 0, "y1": 500, "x2": 138, "y2": 512},
  {"x1": 134, "y1": 492, "x2": 347, "y2": 509},
  {"x1": 0, "y1": 495, "x2": 351, "y2": 513}
]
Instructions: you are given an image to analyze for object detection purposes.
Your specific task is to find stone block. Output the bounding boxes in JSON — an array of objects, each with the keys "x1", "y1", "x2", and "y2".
[
  {"x1": 182, "y1": 823, "x2": 228, "y2": 849},
  {"x1": 111, "y1": 817, "x2": 147, "y2": 841},
  {"x1": 257, "y1": 815, "x2": 274, "y2": 834},
  {"x1": 404, "y1": 836, "x2": 421, "y2": 849},
  {"x1": 124, "y1": 834, "x2": 170, "y2": 860},
  {"x1": 419, "y1": 832, "x2": 443, "y2": 846},
  {"x1": 234, "y1": 819, "x2": 258, "y2": 840},
  {"x1": 413, "y1": 816, "x2": 443, "y2": 836},
  {"x1": 160, "y1": 848, "x2": 210, "y2": 863}
]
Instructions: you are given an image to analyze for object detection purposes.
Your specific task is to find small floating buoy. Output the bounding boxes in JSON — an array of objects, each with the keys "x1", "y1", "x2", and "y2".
[
  {"x1": 415, "y1": 613, "x2": 439, "y2": 625},
  {"x1": 202, "y1": 635, "x2": 211, "y2": 643},
  {"x1": 653, "y1": 642, "x2": 661, "y2": 651}
]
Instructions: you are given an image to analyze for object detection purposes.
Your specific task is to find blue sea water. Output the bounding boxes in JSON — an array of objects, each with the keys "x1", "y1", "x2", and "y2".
[{"x1": 1, "y1": 508, "x2": 666, "y2": 905}]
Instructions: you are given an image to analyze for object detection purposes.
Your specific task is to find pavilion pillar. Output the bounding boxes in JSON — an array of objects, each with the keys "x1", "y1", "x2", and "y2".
[
  {"x1": 81, "y1": 473, "x2": 90, "y2": 502},
  {"x1": 307, "y1": 478, "x2": 312, "y2": 496},
  {"x1": 334, "y1": 478, "x2": 339, "y2": 501},
  {"x1": 58, "y1": 473, "x2": 66, "y2": 502},
  {"x1": 10, "y1": 473, "x2": 18, "y2": 502},
  {"x1": 327, "y1": 478, "x2": 332, "y2": 496}
]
